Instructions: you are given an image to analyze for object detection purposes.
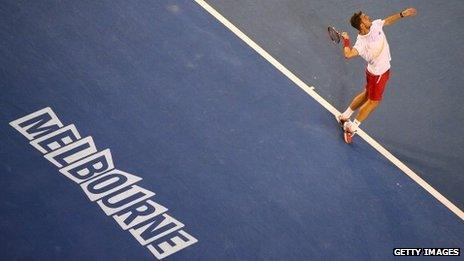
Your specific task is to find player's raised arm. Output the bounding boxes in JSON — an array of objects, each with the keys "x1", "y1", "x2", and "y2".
[
  {"x1": 341, "y1": 32, "x2": 358, "y2": 59},
  {"x1": 384, "y1": 7, "x2": 417, "y2": 26}
]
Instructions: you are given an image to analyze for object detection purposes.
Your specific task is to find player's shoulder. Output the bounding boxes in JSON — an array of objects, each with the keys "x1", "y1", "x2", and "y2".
[{"x1": 372, "y1": 19, "x2": 385, "y2": 27}]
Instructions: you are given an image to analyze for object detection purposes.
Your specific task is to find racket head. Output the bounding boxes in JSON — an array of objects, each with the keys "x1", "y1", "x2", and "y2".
[{"x1": 327, "y1": 26, "x2": 341, "y2": 44}]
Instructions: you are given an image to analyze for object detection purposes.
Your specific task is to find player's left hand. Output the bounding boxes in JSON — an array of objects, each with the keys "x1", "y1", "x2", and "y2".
[
  {"x1": 341, "y1": 32, "x2": 349, "y2": 40},
  {"x1": 402, "y1": 7, "x2": 417, "y2": 17}
]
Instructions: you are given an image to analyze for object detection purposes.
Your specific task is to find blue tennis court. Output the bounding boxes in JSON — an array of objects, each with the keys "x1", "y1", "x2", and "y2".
[{"x1": 1, "y1": 0, "x2": 462, "y2": 260}]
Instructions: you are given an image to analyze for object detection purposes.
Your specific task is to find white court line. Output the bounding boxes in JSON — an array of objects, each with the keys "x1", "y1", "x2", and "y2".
[{"x1": 195, "y1": 0, "x2": 464, "y2": 221}]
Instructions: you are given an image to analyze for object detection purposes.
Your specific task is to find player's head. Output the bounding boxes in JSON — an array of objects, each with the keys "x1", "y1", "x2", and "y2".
[{"x1": 350, "y1": 12, "x2": 372, "y2": 32}]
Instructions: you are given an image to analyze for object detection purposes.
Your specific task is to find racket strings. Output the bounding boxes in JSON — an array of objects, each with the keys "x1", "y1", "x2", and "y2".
[{"x1": 328, "y1": 27, "x2": 341, "y2": 44}]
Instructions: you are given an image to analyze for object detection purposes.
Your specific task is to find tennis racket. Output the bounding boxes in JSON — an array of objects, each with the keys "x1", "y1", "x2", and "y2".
[{"x1": 327, "y1": 26, "x2": 341, "y2": 44}]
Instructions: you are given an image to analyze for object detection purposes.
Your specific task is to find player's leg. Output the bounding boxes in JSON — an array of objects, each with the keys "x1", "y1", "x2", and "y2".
[
  {"x1": 339, "y1": 90, "x2": 368, "y2": 122},
  {"x1": 349, "y1": 90, "x2": 368, "y2": 111},
  {"x1": 345, "y1": 69, "x2": 390, "y2": 134},
  {"x1": 355, "y1": 99, "x2": 380, "y2": 121}
]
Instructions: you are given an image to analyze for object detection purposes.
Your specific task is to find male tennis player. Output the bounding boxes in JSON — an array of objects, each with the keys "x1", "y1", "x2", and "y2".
[{"x1": 338, "y1": 8, "x2": 417, "y2": 143}]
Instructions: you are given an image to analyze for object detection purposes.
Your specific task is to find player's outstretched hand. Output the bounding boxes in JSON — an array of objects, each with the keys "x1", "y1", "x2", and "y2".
[
  {"x1": 402, "y1": 7, "x2": 417, "y2": 17},
  {"x1": 341, "y1": 32, "x2": 349, "y2": 40}
]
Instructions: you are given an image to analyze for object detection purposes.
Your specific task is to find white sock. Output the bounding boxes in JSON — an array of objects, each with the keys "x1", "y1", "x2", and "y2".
[
  {"x1": 341, "y1": 107, "x2": 354, "y2": 120},
  {"x1": 350, "y1": 119, "x2": 361, "y2": 132}
]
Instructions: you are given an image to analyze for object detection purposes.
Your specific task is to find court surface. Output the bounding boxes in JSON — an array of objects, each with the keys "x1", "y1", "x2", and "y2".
[{"x1": 1, "y1": 1, "x2": 463, "y2": 260}]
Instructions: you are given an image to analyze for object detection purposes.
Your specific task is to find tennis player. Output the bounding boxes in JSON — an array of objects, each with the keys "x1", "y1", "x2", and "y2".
[{"x1": 338, "y1": 7, "x2": 417, "y2": 143}]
